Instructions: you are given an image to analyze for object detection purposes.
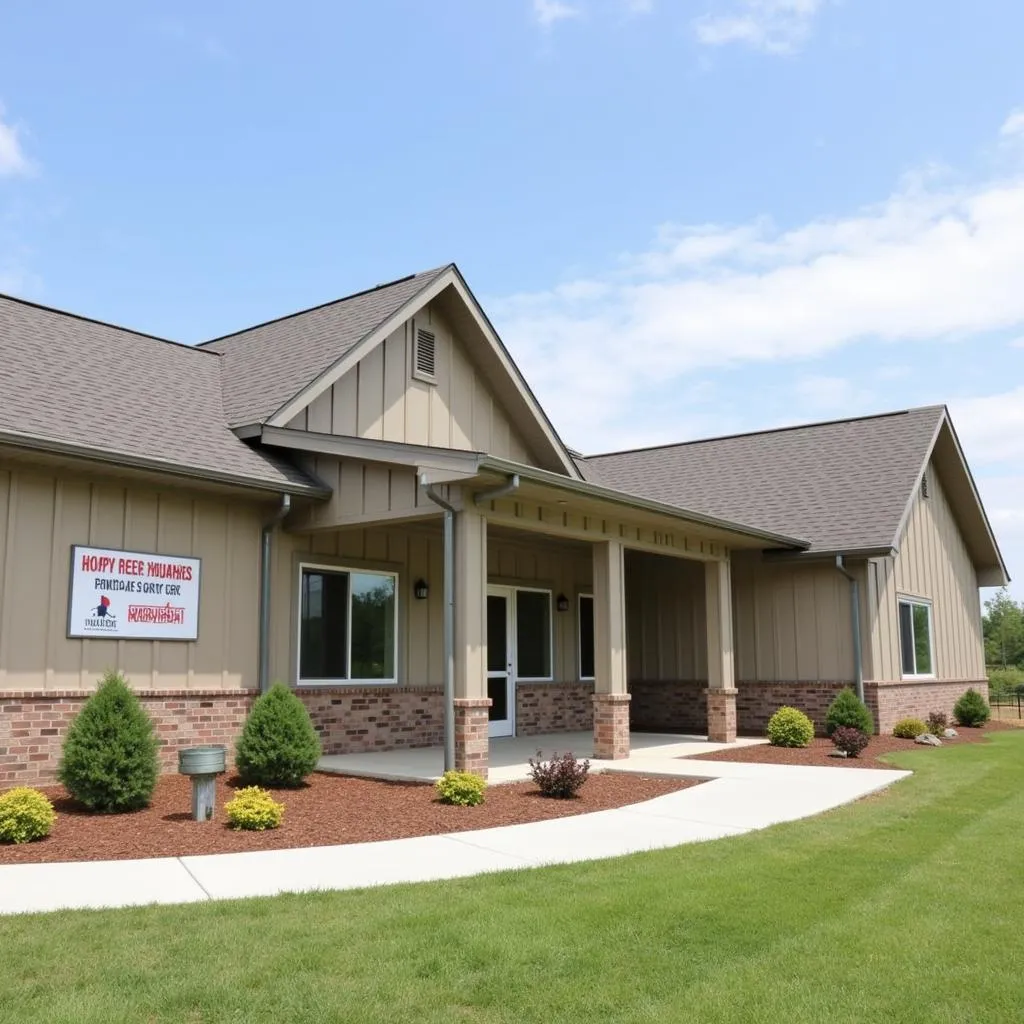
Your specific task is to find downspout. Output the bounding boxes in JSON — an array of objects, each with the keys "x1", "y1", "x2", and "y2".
[
  {"x1": 421, "y1": 478, "x2": 457, "y2": 773},
  {"x1": 258, "y1": 494, "x2": 291, "y2": 694},
  {"x1": 835, "y1": 555, "x2": 865, "y2": 704},
  {"x1": 422, "y1": 473, "x2": 521, "y2": 773}
]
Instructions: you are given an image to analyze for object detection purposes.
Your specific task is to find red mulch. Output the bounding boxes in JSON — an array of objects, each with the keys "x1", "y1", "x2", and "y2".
[
  {"x1": 683, "y1": 720, "x2": 1014, "y2": 770},
  {"x1": 0, "y1": 771, "x2": 698, "y2": 864}
]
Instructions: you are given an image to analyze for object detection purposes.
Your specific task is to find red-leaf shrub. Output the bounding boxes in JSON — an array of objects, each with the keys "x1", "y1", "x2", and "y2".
[
  {"x1": 528, "y1": 751, "x2": 590, "y2": 799},
  {"x1": 831, "y1": 726, "x2": 870, "y2": 758}
]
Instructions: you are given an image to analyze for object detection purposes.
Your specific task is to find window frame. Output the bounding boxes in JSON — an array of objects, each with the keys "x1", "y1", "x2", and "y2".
[
  {"x1": 577, "y1": 592, "x2": 595, "y2": 682},
  {"x1": 296, "y1": 561, "x2": 399, "y2": 686},
  {"x1": 897, "y1": 595, "x2": 935, "y2": 679},
  {"x1": 512, "y1": 585, "x2": 554, "y2": 683}
]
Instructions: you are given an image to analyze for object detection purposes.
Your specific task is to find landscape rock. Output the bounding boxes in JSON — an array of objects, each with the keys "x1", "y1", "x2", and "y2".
[
  {"x1": 827, "y1": 749, "x2": 848, "y2": 758},
  {"x1": 944, "y1": 728, "x2": 958, "y2": 739},
  {"x1": 915, "y1": 733, "x2": 942, "y2": 746}
]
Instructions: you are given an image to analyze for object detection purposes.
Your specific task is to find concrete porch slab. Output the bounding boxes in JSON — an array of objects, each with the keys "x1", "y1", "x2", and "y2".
[{"x1": 317, "y1": 731, "x2": 768, "y2": 784}]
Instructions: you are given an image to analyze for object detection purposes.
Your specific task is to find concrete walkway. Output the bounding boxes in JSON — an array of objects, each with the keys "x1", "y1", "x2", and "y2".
[{"x1": 0, "y1": 758, "x2": 910, "y2": 916}]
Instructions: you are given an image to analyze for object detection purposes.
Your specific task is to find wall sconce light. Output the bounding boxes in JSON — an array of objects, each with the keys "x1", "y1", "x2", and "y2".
[
  {"x1": 414, "y1": 579, "x2": 429, "y2": 600},
  {"x1": 556, "y1": 593, "x2": 569, "y2": 612}
]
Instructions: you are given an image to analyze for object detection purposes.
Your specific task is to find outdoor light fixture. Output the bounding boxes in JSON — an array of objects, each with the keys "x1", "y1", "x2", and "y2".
[
  {"x1": 556, "y1": 593, "x2": 569, "y2": 612},
  {"x1": 414, "y1": 579, "x2": 429, "y2": 600}
]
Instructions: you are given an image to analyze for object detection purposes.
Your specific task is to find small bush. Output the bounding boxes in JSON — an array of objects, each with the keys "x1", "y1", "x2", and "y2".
[
  {"x1": 893, "y1": 717, "x2": 928, "y2": 739},
  {"x1": 435, "y1": 770, "x2": 487, "y2": 807},
  {"x1": 825, "y1": 688, "x2": 874, "y2": 736},
  {"x1": 766, "y1": 706, "x2": 815, "y2": 748},
  {"x1": 225, "y1": 786, "x2": 284, "y2": 830},
  {"x1": 235, "y1": 683, "x2": 322, "y2": 788},
  {"x1": 954, "y1": 688, "x2": 991, "y2": 728},
  {"x1": 987, "y1": 667, "x2": 1024, "y2": 699},
  {"x1": 926, "y1": 711, "x2": 949, "y2": 736},
  {"x1": 831, "y1": 726, "x2": 870, "y2": 758},
  {"x1": 0, "y1": 787, "x2": 56, "y2": 844},
  {"x1": 57, "y1": 672, "x2": 160, "y2": 812},
  {"x1": 528, "y1": 751, "x2": 591, "y2": 798}
]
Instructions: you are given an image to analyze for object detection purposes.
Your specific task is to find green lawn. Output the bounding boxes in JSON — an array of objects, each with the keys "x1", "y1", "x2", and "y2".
[{"x1": 2, "y1": 733, "x2": 1022, "y2": 1024}]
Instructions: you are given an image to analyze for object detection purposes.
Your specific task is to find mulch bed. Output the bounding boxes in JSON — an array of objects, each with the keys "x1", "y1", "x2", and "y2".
[
  {"x1": 682, "y1": 721, "x2": 1014, "y2": 770},
  {"x1": 0, "y1": 771, "x2": 699, "y2": 865}
]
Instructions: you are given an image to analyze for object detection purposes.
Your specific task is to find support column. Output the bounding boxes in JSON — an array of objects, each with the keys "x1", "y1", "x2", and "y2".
[
  {"x1": 704, "y1": 558, "x2": 737, "y2": 743},
  {"x1": 592, "y1": 539, "x2": 630, "y2": 759},
  {"x1": 453, "y1": 505, "x2": 491, "y2": 776}
]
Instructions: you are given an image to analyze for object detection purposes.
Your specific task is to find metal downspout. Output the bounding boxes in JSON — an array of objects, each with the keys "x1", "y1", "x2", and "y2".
[
  {"x1": 835, "y1": 555, "x2": 865, "y2": 704},
  {"x1": 421, "y1": 478, "x2": 457, "y2": 773},
  {"x1": 473, "y1": 474, "x2": 520, "y2": 506},
  {"x1": 258, "y1": 494, "x2": 291, "y2": 694}
]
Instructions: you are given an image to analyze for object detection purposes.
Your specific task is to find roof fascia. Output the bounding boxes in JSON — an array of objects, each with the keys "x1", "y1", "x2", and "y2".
[
  {"x1": 445, "y1": 268, "x2": 582, "y2": 480},
  {"x1": 889, "y1": 409, "x2": 947, "y2": 553},
  {"x1": 265, "y1": 267, "x2": 457, "y2": 429},
  {"x1": 479, "y1": 456, "x2": 808, "y2": 549}
]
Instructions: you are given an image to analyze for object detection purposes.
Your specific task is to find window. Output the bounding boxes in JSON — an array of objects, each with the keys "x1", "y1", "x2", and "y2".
[
  {"x1": 299, "y1": 565, "x2": 396, "y2": 682},
  {"x1": 898, "y1": 597, "x2": 933, "y2": 677},
  {"x1": 578, "y1": 593, "x2": 595, "y2": 681},
  {"x1": 413, "y1": 326, "x2": 437, "y2": 382},
  {"x1": 515, "y1": 589, "x2": 552, "y2": 679}
]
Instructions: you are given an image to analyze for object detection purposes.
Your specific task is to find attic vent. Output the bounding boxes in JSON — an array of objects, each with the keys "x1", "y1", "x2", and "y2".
[
  {"x1": 414, "y1": 327, "x2": 437, "y2": 381},
  {"x1": 921, "y1": 473, "x2": 930, "y2": 499}
]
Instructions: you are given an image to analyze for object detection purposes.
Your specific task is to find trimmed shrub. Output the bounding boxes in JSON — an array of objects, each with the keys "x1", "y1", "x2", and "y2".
[
  {"x1": 528, "y1": 751, "x2": 591, "y2": 799},
  {"x1": 0, "y1": 787, "x2": 56, "y2": 844},
  {"x1": 926, "y1": 711, "x2": 949, "y2": 736},
  {"x1": 825, "y1": 688, "x2": 874, "y2": 737},
  {"x1": 954, "y1": 688, "x2": 991, "y2": 728},
  {"x1": 225, "y1": 786, "x2": 284, "y2": 830},
  {"x1": 831, "y1": 726, "x2": 870, "y2": 758},
  {"x1": 235, "y1": 683, "x2": 321, "y2": 788},
  {"x1": 766, "y1": 706, "x2": 814, "y2": 748},
  {"x1": 57, "y1": 672, "x2": 160, "y2": 812},
  {"x1": 893, "y1": 717, "x2": 928, "y2": 739},
  {"x1": 435, "y1": 770, "x2": 487, "y2": 807}
]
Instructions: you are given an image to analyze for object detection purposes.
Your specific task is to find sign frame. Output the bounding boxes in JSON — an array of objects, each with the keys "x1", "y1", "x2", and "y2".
[{"x1": 67, "y1": 544, "x2": 202, "y2": 642}]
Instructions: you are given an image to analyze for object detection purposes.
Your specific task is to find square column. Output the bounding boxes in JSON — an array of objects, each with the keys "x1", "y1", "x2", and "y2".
[
  {"x1": 454, "y1": 506, "x2": 491, "y2": 776},
  {"x1": 704, "y1": 558, "x2": 738, "y2": 743},
  {"x1": 592, "y1": 539, "x2": 630, "y2": 759}
]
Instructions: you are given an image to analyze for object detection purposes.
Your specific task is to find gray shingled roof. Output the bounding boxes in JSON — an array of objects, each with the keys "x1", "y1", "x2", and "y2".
[
  {"x1": 203, "y1": 265, "x2": 451, "y2": 426},
  {"x1": 581, "y1": 407, "x2": 946, "y2": 554},
  {"x1": 0, "y1": 295, "x2": 321, "y2": 493}
]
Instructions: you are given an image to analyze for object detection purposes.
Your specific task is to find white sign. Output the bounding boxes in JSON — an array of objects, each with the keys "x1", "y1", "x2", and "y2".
[{"x1": 68, "y1": 545, "x2": 201, "y2": 641}]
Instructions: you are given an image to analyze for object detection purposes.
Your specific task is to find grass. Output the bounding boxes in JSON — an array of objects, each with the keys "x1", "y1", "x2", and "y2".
[{"x1": 1, "y1": 732, "x2": 1022, "y2": 1024}]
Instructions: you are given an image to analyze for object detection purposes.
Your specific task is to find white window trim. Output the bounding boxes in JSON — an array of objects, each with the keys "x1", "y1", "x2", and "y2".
[
  {"x1": 296, "y1": 561, "x2": 399, "y2": 686},
  {"x1": 898, "y1": 595, "x2": 935, "y2": 679},
  {"x1": 578, "y1": 592, "x2": 595, "y2": 682},
  {"x1": 511, "y1": 585, "x2": 554, "y2": 683}
]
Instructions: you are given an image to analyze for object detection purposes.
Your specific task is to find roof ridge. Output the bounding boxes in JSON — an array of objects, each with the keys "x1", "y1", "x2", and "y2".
[
  {"x1": 198, "y1": 263, "x2": 453, "y2": 347},
  {"x1": 584, "y1": 406, "x2": 947, "y2": 460},
  {"x1": 0, "y1": 291, "x2": 220, "y2": 356}
]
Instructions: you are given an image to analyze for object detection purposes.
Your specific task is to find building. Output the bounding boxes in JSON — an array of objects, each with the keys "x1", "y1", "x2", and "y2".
[{"x1": 0, "y1": 264, "x2": 1007, "y2": 784}]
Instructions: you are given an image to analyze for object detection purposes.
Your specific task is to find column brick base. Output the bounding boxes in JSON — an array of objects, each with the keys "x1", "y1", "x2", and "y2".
[
  {"x1": 453, "y1": 698, "x2": 492, "y2": 779},
  {"x1": 592, "y1": 693, "x2": 631, "y2": 760},
  {"x1": 705, "y1": 687, "x2": 738, "y2": 743}
]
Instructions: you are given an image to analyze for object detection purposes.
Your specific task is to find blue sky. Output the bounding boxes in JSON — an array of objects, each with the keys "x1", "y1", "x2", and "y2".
[{"x1": 2, "y1": 0, "x2": 1024, "y2": 597}]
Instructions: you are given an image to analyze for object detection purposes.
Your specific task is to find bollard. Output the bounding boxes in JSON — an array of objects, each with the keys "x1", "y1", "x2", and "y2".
[{"x1": 178, "y1": 745, "x2": 227, "y2": 822}]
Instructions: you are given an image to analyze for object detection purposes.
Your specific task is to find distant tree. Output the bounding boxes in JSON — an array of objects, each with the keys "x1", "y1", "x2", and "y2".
[{"x1": 983, "y1": 588, "x2": 1024, "y2": 668}]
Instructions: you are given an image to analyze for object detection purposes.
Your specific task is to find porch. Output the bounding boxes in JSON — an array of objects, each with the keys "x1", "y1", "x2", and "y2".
[{"x1": 318, "y1": 730, "x2": 767, "y2": 784}]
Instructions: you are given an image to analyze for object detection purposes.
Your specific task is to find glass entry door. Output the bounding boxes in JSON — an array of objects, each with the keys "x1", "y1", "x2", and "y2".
[{"x1": 486, "y1": 587, "x2": 515, "y2": 738}]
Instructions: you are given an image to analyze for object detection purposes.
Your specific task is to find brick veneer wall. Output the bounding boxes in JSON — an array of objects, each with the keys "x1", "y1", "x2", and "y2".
[
  {"x1": 516, "y1": 682, "x2": 594, "y2": 735},
  {"x1": 0, "y1": 690, "x2": 256, "y2": 788},
  {"x1": 628, "y1": 680, "x2": 707, "y2": 733},
  {"x1": 297, "y1": 686, "x2": 444, "y2": 756},
  {"x1": 870, "y1": 679, "x2": 989, "y2": 734}
]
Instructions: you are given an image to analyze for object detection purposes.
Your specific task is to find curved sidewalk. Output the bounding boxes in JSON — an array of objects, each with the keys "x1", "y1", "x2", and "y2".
[{"x1": 0, "y1": 760, "x2": 910, "y2": 916}]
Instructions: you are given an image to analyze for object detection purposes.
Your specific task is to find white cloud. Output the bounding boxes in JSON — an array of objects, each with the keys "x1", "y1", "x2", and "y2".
[
  {"x1": 532, "y1": 0, "x2": 581, "y2": 27},
  {"x1": 1000, "y1": 109, "x2": 1024, "y2": 138},
  {"x1": 0, "y1": 105, "x2": 33, "y2": 177},
  {"x1": 491, "y1": 116, "x2": 1024, "y2": 452},
  {"x1": 694, "y1": 0, "x2": 825, "y2": 55}
]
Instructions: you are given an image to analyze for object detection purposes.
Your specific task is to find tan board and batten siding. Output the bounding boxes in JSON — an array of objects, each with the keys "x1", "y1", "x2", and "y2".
[
  {"x1": 0, "y1": 462, "x2": 264, "y2": 692},
  {"x1": 285, "y1": 303, "x2": 539, "y2": 465},
  {"x1": 867, "y1": 465, "x2": 985, "y2": 683}
]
